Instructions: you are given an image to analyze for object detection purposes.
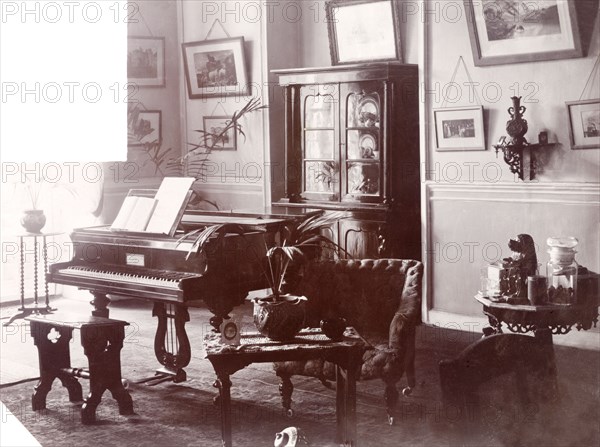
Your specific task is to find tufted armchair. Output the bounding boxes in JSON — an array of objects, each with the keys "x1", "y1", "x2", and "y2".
[{"x1": 274, "y1": 259, "x2": 423, "y2": 424}]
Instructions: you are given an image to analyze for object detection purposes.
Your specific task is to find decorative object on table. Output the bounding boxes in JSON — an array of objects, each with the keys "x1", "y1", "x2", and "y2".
[
  {"x1": 546, "y1": 236, "x2": 580, "y2": 305},
  {"x1": 274, "y1": 426, "x2": 309, "y2": 447},
  {"x1": 128, "y1": 36, "x2": 165, "y2": 87},
  {"x1": 433, "y1": 106, "x2": 486, "y2": 151},
  {"x1": 21, "y1": 209, "x2": 46, "y2": 233},
  {"x1": 493, "y1": 97, "x2": 555, "y2": 181},
  {"x1": 566, "y1": 99, "x2": 600, "y2": 150},
  {"x1": 325, "y1": 0, "x2": 402, "y2": 65},
  {"x1": 463, "y1": 0, "x2": 583, "y2": 66},
  {"x1": 527, "y1": 275, "x2": 548, "y2": 305},
  {"x1": 252, "y1": 212, "x2": 349, "y2": 341},
  {"x1": 182, "y1": 36, "x2": 249, "y2": 98},
  {"x1": 320, "y1": 317, "x2": 347, "y2": 341},
  {"x1": 480, "y1": 234, "x2": 537, "y2": 302}
]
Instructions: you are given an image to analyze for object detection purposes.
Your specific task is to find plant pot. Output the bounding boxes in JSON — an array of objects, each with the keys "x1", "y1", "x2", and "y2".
[
  {"x1": 21, "y1": 209, "x2": 46, "y2": 233},
  {"x1": 252, "y1": 294, "x2": 307, "y2": 341}
]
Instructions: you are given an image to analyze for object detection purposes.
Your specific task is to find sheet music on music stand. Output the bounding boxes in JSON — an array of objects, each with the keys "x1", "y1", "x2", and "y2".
[{"x1": 110, "y1": 177, "x2": 195, "y2": 236}]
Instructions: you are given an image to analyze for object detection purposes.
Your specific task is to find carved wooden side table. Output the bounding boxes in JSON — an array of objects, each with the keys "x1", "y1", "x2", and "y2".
[{"x1": 204, "y1": 327, "x2": 366, "y2": 447}]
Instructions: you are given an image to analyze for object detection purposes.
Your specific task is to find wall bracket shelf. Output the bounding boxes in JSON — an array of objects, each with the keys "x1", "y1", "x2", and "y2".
[{"x1": 494, "y1": 139, "x2": 555, "y2": 181}]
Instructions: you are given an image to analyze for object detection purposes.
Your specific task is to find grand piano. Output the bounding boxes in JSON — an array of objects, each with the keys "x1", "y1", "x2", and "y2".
[{"x1": 47, "y1": 207, "x2": 316, "y2": 383}]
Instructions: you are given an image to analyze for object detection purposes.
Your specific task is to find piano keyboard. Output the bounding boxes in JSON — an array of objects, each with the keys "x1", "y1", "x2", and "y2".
[{"x1": 57, "y1": 265, "x2": 202, "y2": 290}]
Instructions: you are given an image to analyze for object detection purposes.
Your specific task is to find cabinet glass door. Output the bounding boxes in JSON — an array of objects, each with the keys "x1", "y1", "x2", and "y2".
[
  {"x1": 301, "y1": 85, "x2": 339, "y2": 201},
  {"x1": 343, "y1": 84, "x2": 383, "y2": 202}
]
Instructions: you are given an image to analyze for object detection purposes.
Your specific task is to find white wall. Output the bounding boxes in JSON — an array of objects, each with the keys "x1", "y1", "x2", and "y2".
[{"x1": 422, "y1": 1, "x2": 600, "y2": 346}]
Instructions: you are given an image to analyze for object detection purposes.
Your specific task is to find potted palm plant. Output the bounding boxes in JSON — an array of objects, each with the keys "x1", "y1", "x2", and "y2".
[
  {"x1": 176, "y1": 210, "x2": 348, "y2": 340},
  {"x1": 252, "y1": 211, "x2": 349, "y2": 341}
]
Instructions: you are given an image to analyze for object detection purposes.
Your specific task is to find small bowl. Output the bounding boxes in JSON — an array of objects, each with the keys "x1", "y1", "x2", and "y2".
[{"x1": 320, "y1": 318, "x2": 347, "y2": 340}]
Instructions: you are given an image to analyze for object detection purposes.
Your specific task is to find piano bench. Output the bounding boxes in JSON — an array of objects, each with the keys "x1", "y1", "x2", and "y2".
[{"x1": 25, "y1": 313, "x2": 134, "y2": 424}]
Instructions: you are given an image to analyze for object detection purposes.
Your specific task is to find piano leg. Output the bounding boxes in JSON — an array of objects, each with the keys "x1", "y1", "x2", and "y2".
[
  {"x1": 142, "y1": 302, "x2": 191, "y2": 385},
  {"x1": 90, "y1": 292, "x2": 111, "y2": 318}
]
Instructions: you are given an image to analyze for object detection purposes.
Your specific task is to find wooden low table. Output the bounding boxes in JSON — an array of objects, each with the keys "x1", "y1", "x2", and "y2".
[{"x1": 204, "y1": 327, "x2": 366, "y2": 447}]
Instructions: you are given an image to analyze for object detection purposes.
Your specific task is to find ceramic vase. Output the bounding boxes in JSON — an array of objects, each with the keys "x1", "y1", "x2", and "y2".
[
  {"x1": 252, "y1": 294, "x2": 307, "y2": 341},
  {"x1": 21, "y1": 209, "x2": 46, "y2": 233},
  {"x1": 506, "y1": 96, "x2": 528, "y2": 144}
]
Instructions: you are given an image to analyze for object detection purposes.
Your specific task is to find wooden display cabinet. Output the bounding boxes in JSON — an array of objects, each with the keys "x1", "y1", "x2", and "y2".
[{"x1": 272, "y1": 63, "x2": 420, "y2": 260}]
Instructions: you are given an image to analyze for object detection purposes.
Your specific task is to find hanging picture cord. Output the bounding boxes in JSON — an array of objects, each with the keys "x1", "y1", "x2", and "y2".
[
  {"x1": 579, "y1": 53, "x2": 600, "y2": 100},
  {"x1": 209, "y1": 102, "x2": 229, "y2": 117},
  {"x1": 133, "y1": 7, "x2": 154, "y2": 37},
  {"x1": 441, "y1": 56, "x2": 482, "y2": 109},
  {"x1": 204, "y1": 19, "x2": 231, "y2": 41}
]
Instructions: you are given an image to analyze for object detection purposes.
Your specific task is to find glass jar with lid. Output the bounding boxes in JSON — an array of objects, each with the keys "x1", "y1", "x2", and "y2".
[{"x1": 546, "y1": 237, "x2": 579, "y2": 305}]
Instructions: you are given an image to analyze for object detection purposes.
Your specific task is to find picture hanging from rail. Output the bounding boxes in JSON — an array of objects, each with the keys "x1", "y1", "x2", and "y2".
[
  {"x1": 128, "y1": 37, "x2": 165, "y2": 87},
  {"x1": 434, "y1": 106, "x2": 486, "y2": 151},
  {"x1": 566, "y1": 99, "x2": 600, "y2": 150},
  {"x1": 182, "y1": 37, "x2": 249, "y2": 98},
  {"x1": 464, "y1": 0, "x2": 583, "y2": 66}
]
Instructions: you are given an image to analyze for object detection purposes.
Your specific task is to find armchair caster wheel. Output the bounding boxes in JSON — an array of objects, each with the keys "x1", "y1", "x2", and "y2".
[
  {"x1": 121, "y1": 379, "x2": 129, "y2": 389},
  {"x1": 285, "y1": 408, "x2": 294, "y2": 418},
  {"x1": 387, "y1": 415, "x2": 394, "y2": 426},
  {"x1": 402, "y1": 386, "x2": 412, "y2": 396}
]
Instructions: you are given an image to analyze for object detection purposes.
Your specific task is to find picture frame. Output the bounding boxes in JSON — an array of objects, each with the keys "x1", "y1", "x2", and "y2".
[
  {"x1": 566, "y1": 99, "x2": 600, "y2": 150},
  {"x1": 434, "y1": 106, "x2": 486, "y2": 151},
  {"x1": 464, "y1": 1, "x2": 583, "y2": 66},
  {"x1": 182, "y1": 37, "x2": 249, "y2": 98},
  {"x1": 325, "y1": 0, "x2": 402, "y2": 65},
  {"x1": 127, "y1": 36, "x2": 165, "y2": 87},
  {"x1": 128, "y1": 110, "x2": 161, "y2": 147},
  {"x1": 203, "y1": 116, "x2": 237, "y2": 151}
]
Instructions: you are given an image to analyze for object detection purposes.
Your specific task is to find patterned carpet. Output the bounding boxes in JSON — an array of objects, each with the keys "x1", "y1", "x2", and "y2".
[{"x1": 1, "y1": 297, "x2": 598, "y2": 447}]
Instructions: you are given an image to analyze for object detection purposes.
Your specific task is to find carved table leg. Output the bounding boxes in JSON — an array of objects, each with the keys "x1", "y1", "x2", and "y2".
[
  {"x1": 534, "y1": 328, "x2": 559, "y2": 401},
  {"x1": 213, "y1": 374, "x2": 233, "y2": 447},
  {"x1": 278, "y1": 373, "x2": 294, "y2": 417},
  {"x1": 29, "y1": 322, "x2": 82, "y2": 411},
  {"x1": 336, "y1": 365, "x2": 357, "y2": 446},
  {"x1": 80, "y1": 324, "x2": 133, "y2": 423},
  {"x1": 90, "y1": 292, "x2": 111, "y2": 318},
  {"x1": 384, "y1": 383, "x2": 399, "y2": 426}
]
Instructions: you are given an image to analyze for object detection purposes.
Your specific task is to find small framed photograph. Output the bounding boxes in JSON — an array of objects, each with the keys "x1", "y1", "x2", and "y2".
[
  {"x1": 128, "y1": 37, "x2": 165, "y2": 87},
  {"x1": 434, "y1": 106, "x2": 486, "y2": 151},
  {"x1": 325, "y1": 0, "x2": 402, "y2": 65},
  {"x1": 182, "y1": 37, "x2": 249, "y2": 98},
  {"x1": 566, "y1": 99, "x2": 600, "y2": 150},
  {"x1": 203, "y1": 116, "x2": 236, "y2": 151},
  {"x1": 128, "y1": 110, "x2": 161, "y2": 146},
  {"x1": 464, "y1": 1, "x2": 583, "y2": 66}
]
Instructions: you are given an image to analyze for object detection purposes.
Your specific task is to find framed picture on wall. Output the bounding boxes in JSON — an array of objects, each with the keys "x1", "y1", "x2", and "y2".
[
  {"x1": 325, "y1": 0, "x2": 403, "y2": 65},
  {"x1": 128, "y1": 37, "x2": 165, "y2": 87},
  {"x1": 464, "y1": 1, "x2": 583, "y2": 66},
  {"x1": 128, "y1": 109, "x2": 161, "y2": 146},
  {"x1": 203, "y1": 116, "x2": 236, "y2": 151},
  {"x1": 434, "y1": 106, "x2": 486, "y2": 151},
  {"x1": 182, "y1": 37, "x2": 249, "y2": 98},
  {"x1": 566, "y1": 99, "x2": 600, "y2": 150}
]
